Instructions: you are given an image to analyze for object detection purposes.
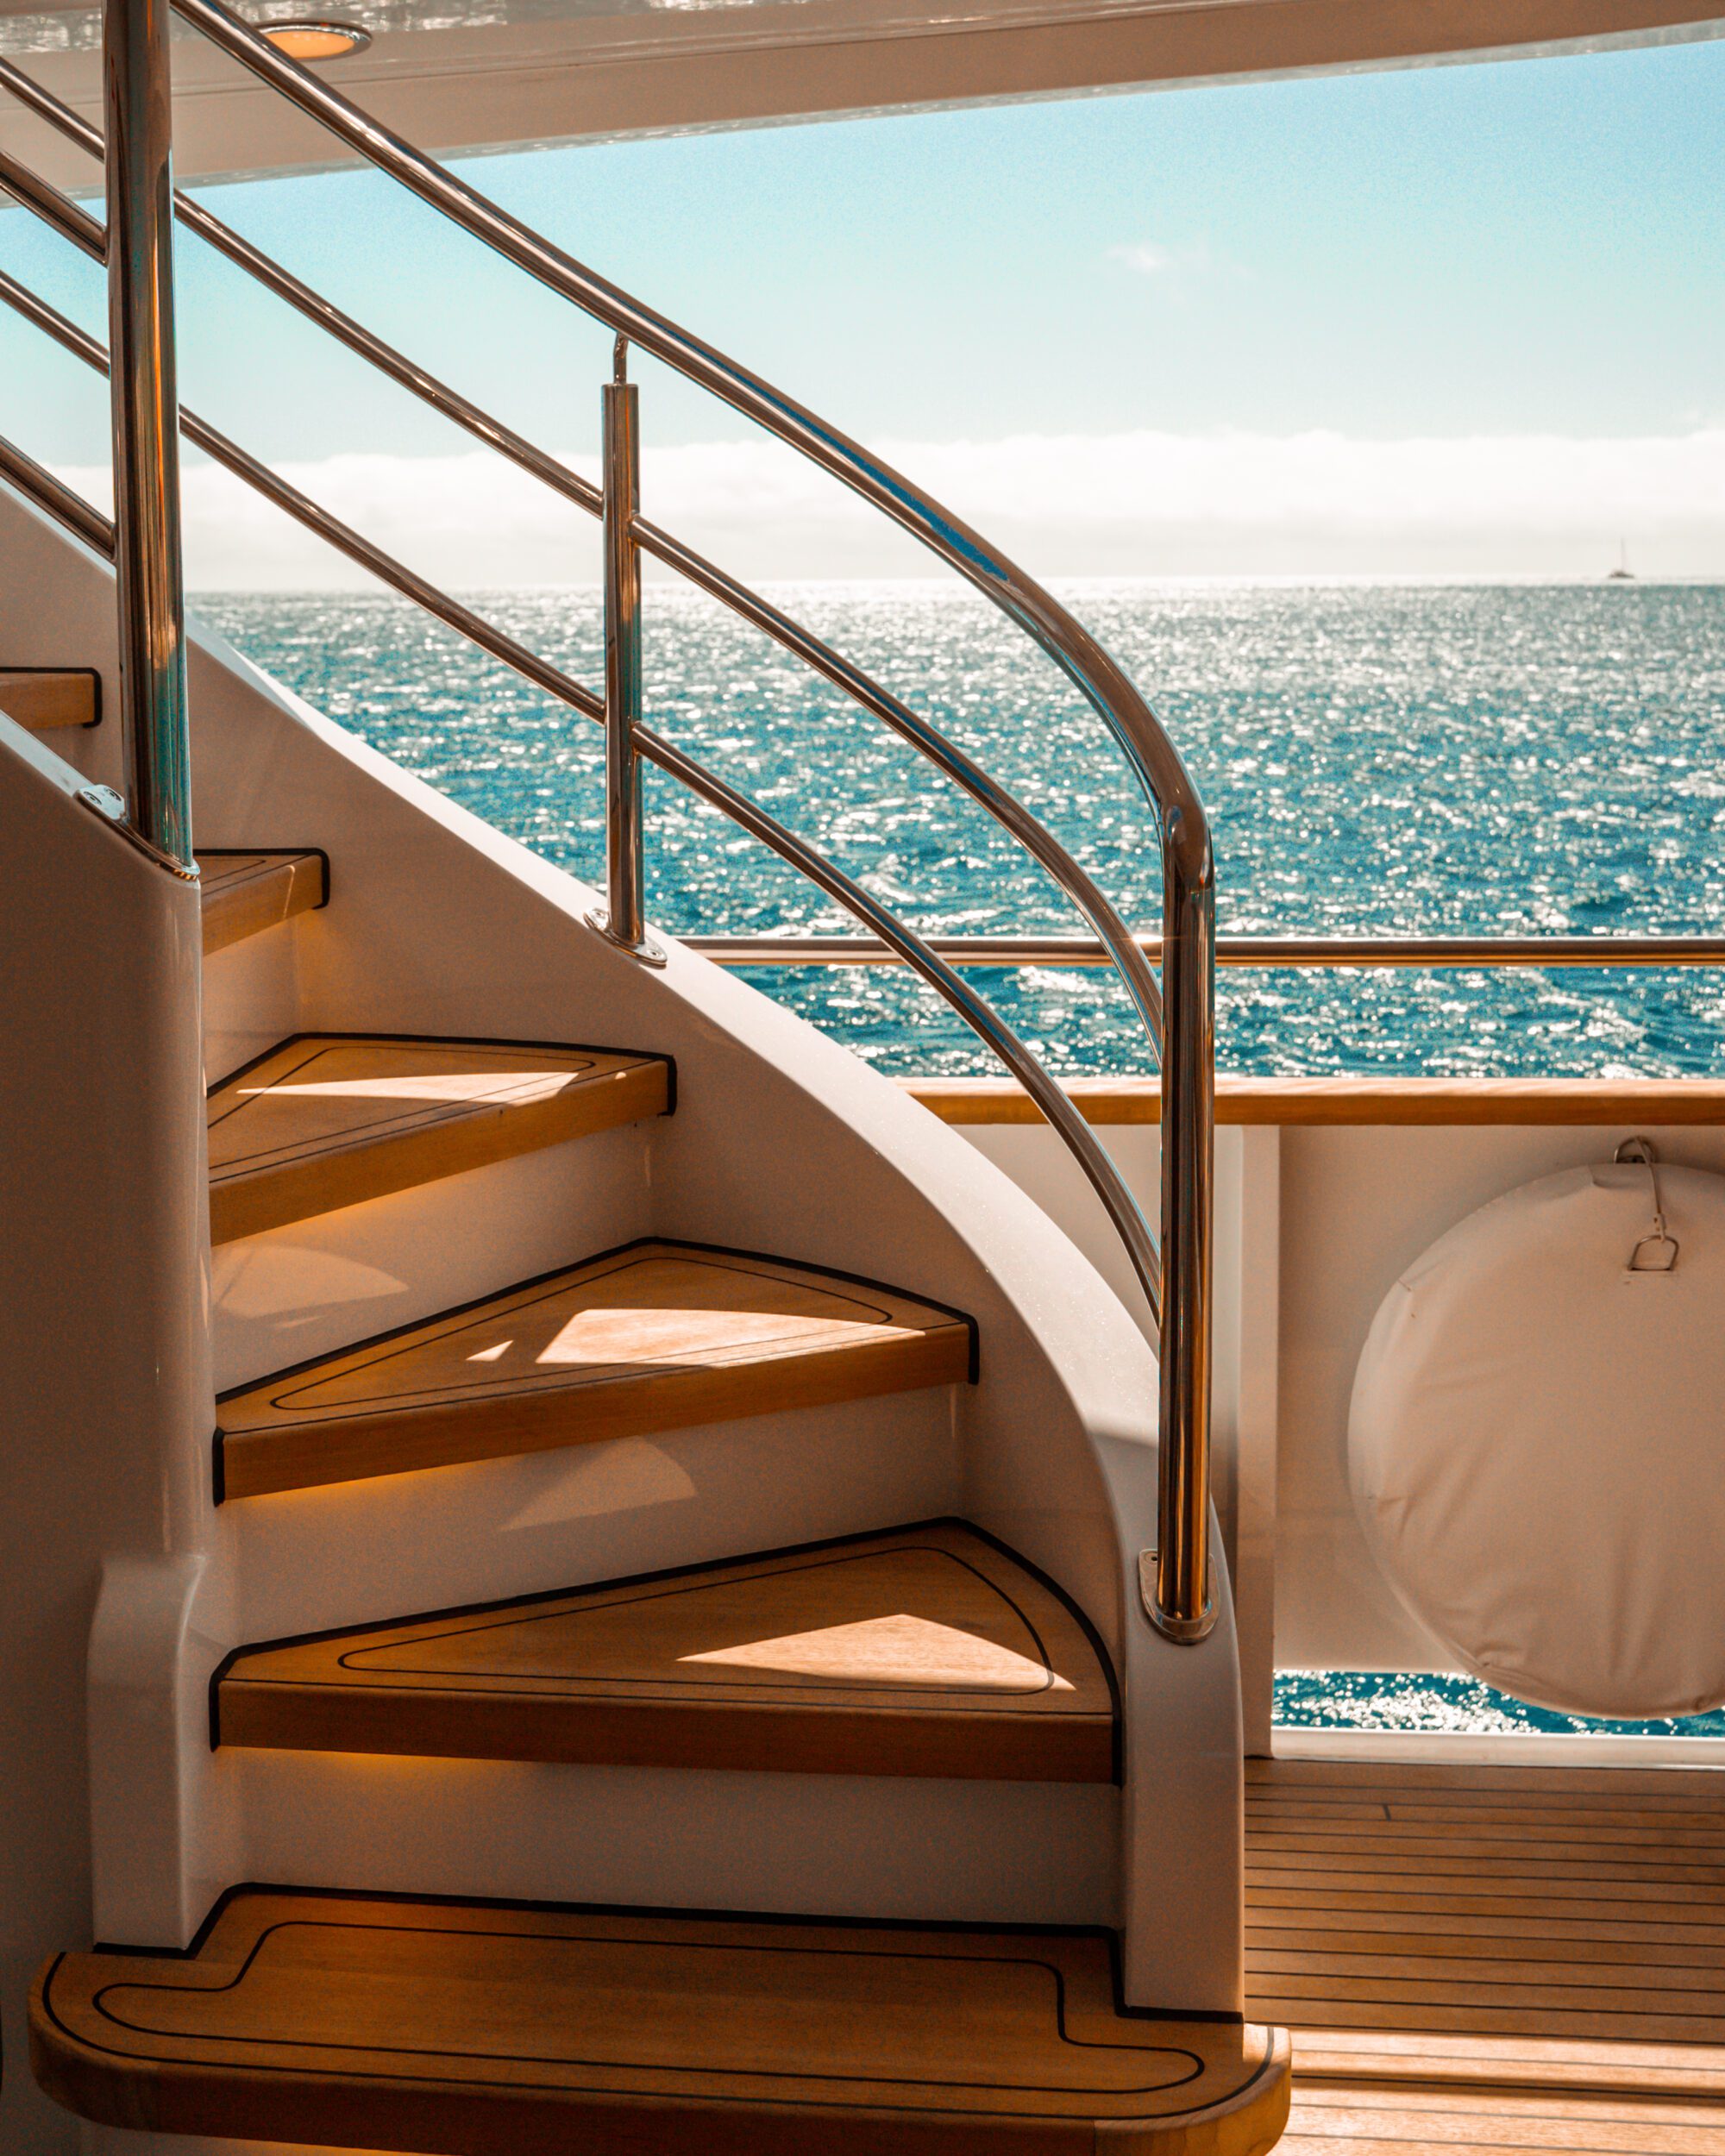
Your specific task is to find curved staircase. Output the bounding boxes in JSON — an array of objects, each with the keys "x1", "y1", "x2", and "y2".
[
  {"x1": 0, "y1": 0, "x2": 1280, "y2": 2138},
  {"x1": 0, "y1": 824, "x2": 1288, "y2": 2150}
]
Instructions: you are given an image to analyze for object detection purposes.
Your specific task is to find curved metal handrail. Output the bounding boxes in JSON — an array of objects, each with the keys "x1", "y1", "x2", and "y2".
[
  {"x1": 0, "y1": 52, "x2": 1166, "y2": 1050},
  {"x1": 0, "y1": 176, "x2": 1164, "y2": 1055},
  {"x1": 0, "y1": 263, "x2": 1164, "y2": 1299},
  {"x1": 172, "y1": 0, "x2": 1208, "y2": 856},
  {"x1": 0, "y1": 332, "x2": 1162, "y2": 1315},
  {"x1": 0, "y1": 16, "x2": 1216, "y2": 1639}
]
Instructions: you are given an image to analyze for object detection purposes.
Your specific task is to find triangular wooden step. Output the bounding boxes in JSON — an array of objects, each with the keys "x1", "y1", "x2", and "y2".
[
  {"x1": 33, "y1": 1889, "x2": 1291, "y2": 2153},
  {"x1": 198, "y1": 849, "x2": 327, "y2": 955},
  {"x1": 216, "y1": 1241, "x2": 973, "y2": 1501},
  {"x1": 207, "y1": 1034, "x2": 672, "y2": 1244},
  {"x1": 216, "y1": 1520, "x2": 1113, "y2": 1783},
  {"x1": 0, "y1": 667, "x2": 99, "y2": 730}
]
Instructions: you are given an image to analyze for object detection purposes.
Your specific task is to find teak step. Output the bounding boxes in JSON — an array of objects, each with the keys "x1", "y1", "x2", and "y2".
[
  {"x1": 0, "y1": 667, "x2": 99, "y2": 730},
  {"x1": 198, "y1": 849, "x2": 327, "y2": 955},
  {"x1": 32, "y1": 1889, "x2": 1291, "y2": 2154},
  {"x1": 207, "y1": 1034, "x2": 672, "y2": 1245},
  {"x1": 216, "y1": 1240, "x2": 973, "y2": 1500},
  {"x1": 216, "y1": 1520, "x2": 1113, "y2": 1782}
]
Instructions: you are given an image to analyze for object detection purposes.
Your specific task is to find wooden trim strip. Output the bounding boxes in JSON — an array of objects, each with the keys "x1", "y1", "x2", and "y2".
[
  {"x1": 903, "y1": 1076, "x2": 1725, "y2": 1128},
  {"x1": 198, "y1": 849, "x2": 328, "y2": 956},
  {"x1": 0, "y1": 667, "x2": 100, "y2": 730}
]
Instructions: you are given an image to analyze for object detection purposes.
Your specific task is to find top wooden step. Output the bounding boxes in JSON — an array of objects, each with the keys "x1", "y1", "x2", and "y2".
[
  {"x1": 198, "y1": 849, "x2": 327, "y2": 954},
  {"x1": 33, "y1": 1887, "x2": 1290, "y2": 2154},
  {"x1": 0, "y1": 667, "x2": 99, "y2": 730},
  {"x1": 208, "y1": 1035, "x2": 672, "y2": 1245}
]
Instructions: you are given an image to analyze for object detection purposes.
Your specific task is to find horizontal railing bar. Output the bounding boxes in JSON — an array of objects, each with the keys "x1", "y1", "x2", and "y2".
[
  {"x1": 0, "y1": 48, "x2": 91, "y2": 145},
  {"x1": 685, "y1": 933, "x2": 1725, "y2": 970},
  {"x1": 0, "y1": 424, "x2": 116, "y2": 555}
]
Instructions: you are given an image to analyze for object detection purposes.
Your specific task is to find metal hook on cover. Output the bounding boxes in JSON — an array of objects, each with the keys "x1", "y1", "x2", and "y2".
[{"x1": 1616, "y1": 1136, "x2": 1679, "y2": 1272}]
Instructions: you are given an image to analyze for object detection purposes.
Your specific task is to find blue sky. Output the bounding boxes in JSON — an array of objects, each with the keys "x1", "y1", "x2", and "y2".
[{"x1": 2, "y1": 28, "x2": 1722, "y2": 578}]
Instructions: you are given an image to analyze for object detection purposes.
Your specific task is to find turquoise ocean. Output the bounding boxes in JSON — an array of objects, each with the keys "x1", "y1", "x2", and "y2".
[{"x1": 196, "y1": 578, "x2": 1725, "y2": 1738}]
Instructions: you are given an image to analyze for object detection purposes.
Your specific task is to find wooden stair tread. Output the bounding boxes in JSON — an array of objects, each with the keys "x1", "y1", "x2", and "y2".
[
  {"x1": 32, "y1": 1889, "x2": 1290, "y2": 2153},
  {"x1": 216, "y1": 1240, "x2": 974, "y2": 1500},
  {"x1": 207, "y1": 1034, "x2": 671, "y2": 1244},
  {"x1": 0, "y1": 667, "x2": 98, "y2": 730},
  {"x1": 217, "y1": 1520, "x2": 1114, "y2": 1783},
  {"x1": 198, "y1": 849, "x2": 327, "y2": 955}
]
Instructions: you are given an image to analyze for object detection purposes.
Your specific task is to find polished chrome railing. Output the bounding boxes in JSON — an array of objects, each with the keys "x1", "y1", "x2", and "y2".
[
  {"x1": 103, "y1": 0, "x2": 193, "y2": 872},
  {"x1": 0, "y1": 1, "x2": 1215, "y2": 1635}
]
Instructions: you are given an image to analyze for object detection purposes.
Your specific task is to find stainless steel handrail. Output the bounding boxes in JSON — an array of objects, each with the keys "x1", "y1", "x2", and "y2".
[
  {"x1": 0, "y1": 140, "x2": 105, "y2": 254},
  {"x1": 592, "y1": 342, "x2": 659, "y2": 962},
  {"x1": 104, "y1": 0, "x2": 193, "y2": 869},
  {"x1": 173, "y1": 0, "x2": 1217, "y2": 1640},
  {"x1": 683, "y1": 932, "x2": 1725, "y2": 969},
  {"x1": 0, "y1": 262, "x2": 1169, "y2": 1307},
  {"x1": 0, "y1": 53, "x2": 1170, "y2": 1051},
  {"x1": 0, "y1": 316, "x2": 1166, "y2": 1317},
  {"x1": 0, "y1": 11, "x2": 1215, "y2": 1639}
]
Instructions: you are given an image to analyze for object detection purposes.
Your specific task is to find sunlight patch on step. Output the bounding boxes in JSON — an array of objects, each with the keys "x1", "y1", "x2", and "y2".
[
  {"x1": 242, "y1": 1070, "x2": 575, "y2": 1106},
  {"x1": 682, "y1": 1613, "x2": 1070, "y2": 1692},
  {"x1": 535, "y1": 1305, "x2": 877, "y2": 1363},
  {"x1": 467, "y1": 1338, "x2": 514, "y2": 1363}
]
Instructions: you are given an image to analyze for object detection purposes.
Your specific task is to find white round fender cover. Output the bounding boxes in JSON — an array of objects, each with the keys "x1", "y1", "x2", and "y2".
[{"x1": 1349, "y1": 1159, "x2": 1725, "y2": 1720}]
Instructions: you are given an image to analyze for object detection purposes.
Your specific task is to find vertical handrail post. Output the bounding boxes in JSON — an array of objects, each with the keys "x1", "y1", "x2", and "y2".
[
  {"x1": 587, "y1": 336, "x2": 663, "y2": 966},
  {"x1": 1151, "y1": 816, "x2": 1217, "y2": 1642},
  {"x1": 104, "y1": 0, "x2": 193, "y2": 870}
]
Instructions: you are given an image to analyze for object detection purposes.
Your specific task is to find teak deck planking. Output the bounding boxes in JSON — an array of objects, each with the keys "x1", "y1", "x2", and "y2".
[
  {"x1": 31, "y1": 1890, "x2": 1291, "y2": 2154},
  {"x1": 216, "y1": 1520, "x2": 1115, "y2": 1783},
  {"x1": 198, "y1": 849, "x2": 327, "y2": 955},
  {"x1": 1249, "y1": 1757, "x2": 1725, "y2": 2156},
  {"x1": 216, "y1": 1240, "x2": 974, "y2": 1498},
  {"x1": 205, "y1": 1034, "x2": 671, "y2": 1244}
]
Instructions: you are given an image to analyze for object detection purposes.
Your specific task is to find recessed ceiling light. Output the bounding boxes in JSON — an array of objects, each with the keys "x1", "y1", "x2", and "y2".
[{"x1": 260, "y1": 19, "x2": 371, "y2": 59}]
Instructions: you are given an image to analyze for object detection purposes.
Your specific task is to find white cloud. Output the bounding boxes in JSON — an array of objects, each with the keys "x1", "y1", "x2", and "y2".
[
  {"x1": 1109, "y1": 241, "x2": 1180, "y2": 276},
  {"x1": 53, "y1": 428, "x2": 1725, "y2": 587}
]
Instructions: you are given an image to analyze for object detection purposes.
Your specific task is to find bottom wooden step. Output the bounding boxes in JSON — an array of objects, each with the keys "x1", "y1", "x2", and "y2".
[{"x1": 34, "y1": 1890, "x2": 1290, "y2": 2154}]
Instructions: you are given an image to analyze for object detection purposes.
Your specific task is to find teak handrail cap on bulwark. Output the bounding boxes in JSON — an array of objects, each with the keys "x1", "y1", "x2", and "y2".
[{"x1": 901, "y1": 1076, "x2": 1725, "y2": 1128}]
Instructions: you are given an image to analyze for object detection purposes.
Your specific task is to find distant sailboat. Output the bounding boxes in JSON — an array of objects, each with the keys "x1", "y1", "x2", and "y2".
[{"x1": 1607, "y1": 538, "x2": 1635, "y2": 581}]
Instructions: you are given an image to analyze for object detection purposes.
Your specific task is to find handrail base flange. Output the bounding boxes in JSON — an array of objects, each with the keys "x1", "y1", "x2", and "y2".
[
  {"x1": 1139, "y1": 1549, "x2": 1218, "y2": 1645},
  {"x1": 585, "y1": 907, "x2": 668, "y2": 968}
]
